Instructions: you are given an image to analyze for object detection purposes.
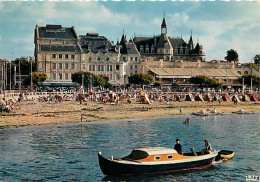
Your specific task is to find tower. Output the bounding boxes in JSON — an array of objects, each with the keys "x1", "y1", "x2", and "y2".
[{"x1": 161, "y1": 14, "x2": 167, "y2": 35}]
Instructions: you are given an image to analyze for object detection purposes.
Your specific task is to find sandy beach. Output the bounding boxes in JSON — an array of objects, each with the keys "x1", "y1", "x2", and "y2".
[{"x1": 0, "y1": 99, "x2": 259, "y2": 129}]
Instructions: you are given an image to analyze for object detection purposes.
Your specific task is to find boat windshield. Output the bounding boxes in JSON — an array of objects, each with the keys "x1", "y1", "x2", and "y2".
[{"x1": 124, "y1": 150, "x2": 148, "y2": 160}]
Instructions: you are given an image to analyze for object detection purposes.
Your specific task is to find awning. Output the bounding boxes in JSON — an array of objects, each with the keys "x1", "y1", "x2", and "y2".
[
  {"x1": 42, "y1": 82, "x2": 76, "y2": 86},
  {"x1": 149, "y1": 67, "x2": 241, "y2": 79}
]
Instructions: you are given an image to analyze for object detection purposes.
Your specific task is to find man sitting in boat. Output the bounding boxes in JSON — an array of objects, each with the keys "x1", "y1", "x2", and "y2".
[
  {"x1": 201, "y1": 139, "x2": 213, "y2": 154},
  {"x1": 174, "y1": 139, "x2": 183, "y2": 155},
  {"x1": 190, "y1": 147, "x2": 197, "y2": 156}
]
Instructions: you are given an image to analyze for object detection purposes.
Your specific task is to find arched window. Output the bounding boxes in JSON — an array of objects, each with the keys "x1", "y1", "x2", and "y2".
[
  {"x1": 97, "y1": 57, "x2": 101, "y2": 61},
  {"x1": 88, "y1": 57, "x2": 92, "y2": 61}
]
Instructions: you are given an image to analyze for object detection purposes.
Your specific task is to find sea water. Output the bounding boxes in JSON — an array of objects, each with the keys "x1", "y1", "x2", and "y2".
[{"x1": 0, "y1": 113, "x2": 259, "y2": 181}]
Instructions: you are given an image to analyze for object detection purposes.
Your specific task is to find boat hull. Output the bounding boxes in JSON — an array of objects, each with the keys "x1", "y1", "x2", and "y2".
[{"x1": 98, "y1": 152, "x2": 217, "y2": 176}]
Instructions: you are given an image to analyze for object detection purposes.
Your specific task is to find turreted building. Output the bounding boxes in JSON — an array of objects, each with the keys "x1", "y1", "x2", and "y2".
[{"x1": 133, "y1": 17, "x2": 206, "y2": 62}]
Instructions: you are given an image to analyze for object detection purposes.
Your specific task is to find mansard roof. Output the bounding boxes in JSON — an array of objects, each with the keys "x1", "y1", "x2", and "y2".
[
  {"x1": 124, "y1": 43, "x2": 139, "y2": 54},
  {"x1": 169, "y1": 38, "x2": 186, "y2": 48},
  {"x1": 40, "y1": 45, "x2": 81, "y2": 52},
  {"x1": 37, "y1": 25, "x2": 78, "y2": 39}
]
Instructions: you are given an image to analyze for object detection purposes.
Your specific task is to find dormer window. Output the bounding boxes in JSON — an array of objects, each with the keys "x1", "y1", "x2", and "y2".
[{"x1": 140, "y1": 45, "x2": 144, "y2": 53}]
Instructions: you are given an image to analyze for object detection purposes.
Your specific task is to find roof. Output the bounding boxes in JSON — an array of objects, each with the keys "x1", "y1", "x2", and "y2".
[
  {"x1": 134, "y1": 147, "x2": 177, "y2": 155},
  {"x1": 123, "y1": 43, "x2": 139, "y2": 54},
  {"x1": 169, "y1": 38, "x2": 186, "y2": 48},
  {"x1": 37, "y1": 25, "x2": 78, "y2": 39},
  {"x1": 148, "y1": 67, "x2": 241, "y2": 78},
  {"x1": 40, "y1": 45, "x2": 81, "y2": 52}
]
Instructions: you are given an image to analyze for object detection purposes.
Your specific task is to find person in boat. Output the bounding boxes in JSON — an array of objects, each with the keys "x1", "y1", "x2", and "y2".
[
  {"x1": 174, "y1": 139, "x2": 183, "y2": 155},
  {"x1": 201, "y1": 139, "x2": 213, "y2": 154},
  {"x1": 190, "y1": 147, "x2": 197, "y2": 156}
]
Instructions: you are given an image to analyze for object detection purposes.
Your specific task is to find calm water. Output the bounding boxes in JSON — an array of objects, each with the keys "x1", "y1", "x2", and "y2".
[{"x1": 0, "y1": 113, "x2": 259, "y2": 181}]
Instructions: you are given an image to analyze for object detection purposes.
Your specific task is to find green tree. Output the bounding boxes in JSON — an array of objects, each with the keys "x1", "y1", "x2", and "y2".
[
  {"x1": 128, "y1": 73, "x2": 154, "y2": 87},
  {"x1": 71, "y1": 72, "x2": 111, "y2": 89},
  {"x1": 23, "y1": 72, "x2": 47, "y2": 86},
  {"x1": 190, "y1": 75, "x2": 222, "y2": 89},
  {"x1": 225, "y1": 49, "x2": 239, "y2": 62},
  {"x1": 239, "y1": 74, "x2": 260, "y2": 88},
  {"x1": 254, "y1": 54, "x2": 260, "y2": 65}
]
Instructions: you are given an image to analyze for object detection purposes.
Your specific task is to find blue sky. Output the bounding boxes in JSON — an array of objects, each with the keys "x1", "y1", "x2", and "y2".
[{"x1": 0, "y1": 1, "x2": 260, "y2": 62}]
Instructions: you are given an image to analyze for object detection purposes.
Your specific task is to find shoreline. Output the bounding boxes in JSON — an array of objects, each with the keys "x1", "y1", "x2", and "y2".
[{"x1": 0, "y1": 100, "x2": 259, "y2": 129}]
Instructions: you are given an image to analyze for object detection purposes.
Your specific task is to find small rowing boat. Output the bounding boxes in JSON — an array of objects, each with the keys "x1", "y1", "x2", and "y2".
[
  {"x1": 98, "y1": 147, "x2": 218, "y2": 176},
  {"x1": 215, "y1": 150, "x2": 235, "y2": 161}
]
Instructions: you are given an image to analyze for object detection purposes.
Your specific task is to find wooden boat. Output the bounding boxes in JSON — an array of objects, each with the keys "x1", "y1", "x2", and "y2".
[
  {"x1": 215, "y1": 150, "x2": 235, "y2": 161},
  {"x1": 98, "y1": 147, "x2": 218, "y2": 176}
]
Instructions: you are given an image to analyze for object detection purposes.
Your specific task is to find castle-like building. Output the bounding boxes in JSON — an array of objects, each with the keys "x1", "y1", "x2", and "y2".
[
  {"x1": 133, "y1": 17, "x2": 205, "y2": 62},
  {"x1": 34, "y1": 17, "x2": 243, "y2": 87}
]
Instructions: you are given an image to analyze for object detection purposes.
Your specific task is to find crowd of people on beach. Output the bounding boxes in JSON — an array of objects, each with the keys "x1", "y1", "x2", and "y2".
[{"x1": 0, "y1": 88, "x2": 259, "y2": 114}]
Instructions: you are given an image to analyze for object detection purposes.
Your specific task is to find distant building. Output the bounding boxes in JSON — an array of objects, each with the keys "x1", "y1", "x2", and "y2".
[
  {"x1": 34, "y1": 25, "x2": 81, "y2": 85},
  {"x1": 133, "y1": 17, "x2": 205, "y2": 62}
]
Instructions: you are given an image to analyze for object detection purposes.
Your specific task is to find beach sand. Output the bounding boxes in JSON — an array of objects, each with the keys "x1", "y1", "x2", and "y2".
[{"x1": 0, "y1": 100, "x2": 259, "y2": 129}]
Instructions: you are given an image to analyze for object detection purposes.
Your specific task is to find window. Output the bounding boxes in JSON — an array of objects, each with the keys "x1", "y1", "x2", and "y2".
[
  {"x1": 65, "y1": 63, "x2": 68, "y2": 69},
  {"x1": 88, "y1": 57, "x2": 91, "y2": 61},
  {"x1": 116, "y1": 65, "x2": 120, "y2": 70},
  {"x1": 135, "y1": 65, "x2": 137, "y2": 69},
  {"x1": 135, "y1": 57, "x2": 138, "y2": 61},
  {"x1": 98, "y1": 65, "x2": 101, "y2": 71},
  {"x1": 72, "y1": 63, "x2": 75, "y2": 69},
  {"x1": 106, "y1": 57, "x2": 109, "y2": 61},
  {"x1": 52, "y1": 63, "x2": 56, "y2": 69},
  {"x1": 52, "y1": 54, "x2": 56, "y2": 59},
  {"x1": 167, "y1": 155, "x2": 173, "y2": 159},
  {"x1": 92, "y1": 65, "x2": 95, "y2": 71},
  {"x1": 154, "y1": 156, "x2": 160, "y2": 160},
  {"x1": 237, "y1": 71, "x2": 241, "y2": 75},
  {"x1": 59, "y1": 54, "x2": 62, "y2": 59},
  {"x1": 97, "y1": 57, "x2": 101, "y2": 61},
  {"x1": 83, "y1": 64, "x2": 85, "y2": 70},
  {"x1": 130, "y1": 57, "x2": 133, "y2": 61},
  {"x1": 130, "y1": 65, "x2": 133, "y2": 70},
  {"x1": 110, "y1": 65, "x2": 112, "y2": 71},
  {"x1": 59, "y1": 73, "x2": 62, "y2": 80},
  {"x1": 65, "y1": 74, "x2": 69, "y2": 80},
  {"x1": 123, "y1": 57, "x2": 126, "y2": 62},
  {"x1": 101, "y1": 65, "x2": 104, "y2": 71},
  {"x1": 65, "y1": 54, "x2": 68, "y2": 59},
  {"x1": 71, "y1": 54, "x2": 75, "y2": 59},
  {"x1": 89, "y1": 65, "x2": 92, "y2": 71},
  {"x1": 107, "y1": 65, "x2": 110, "y2": 71},
  {"x1": 245, "y1": 71, "x2": 248, "y2": 74},
  {"x1": 116, "y1": 74, "x2": 120, "y2": 80},
  {"x1": 59, "y1": 63, "x2": 62, "y2": 69},
  {"x1": 52, "y1": 73, "x2": 56, "y2": 80}
]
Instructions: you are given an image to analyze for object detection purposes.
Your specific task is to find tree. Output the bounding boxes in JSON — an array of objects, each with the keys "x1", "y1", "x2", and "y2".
[
  {"x1": 239, "y1": 74, "x2": 260, "y2": 89},
  {"x1": 190, "y1": 75, "x2": 222, "y2": 89},
  {"x1": 23, "y1": 72, "x2": 47, "y2": 86},
  {"x1": 254, "y1": 54, "x2": 260, "y2": 65},
  {"x1": 225, "y1": 49, "x2": 239, "y2": 62},
  {"x1": 71, "y1": 72, "x2": 111, "y2": 89},
  {"x1": 128, "y1": 73, "x2": 154, "y2": 87}
]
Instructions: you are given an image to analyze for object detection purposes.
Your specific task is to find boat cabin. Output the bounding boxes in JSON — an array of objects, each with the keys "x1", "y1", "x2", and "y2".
[{"x1": 122, "y1": 147, "x2": 197, "y2": 162}]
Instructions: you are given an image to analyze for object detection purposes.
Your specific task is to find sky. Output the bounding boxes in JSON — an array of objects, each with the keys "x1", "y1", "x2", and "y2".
[{"x1": 0, "y1": 1, "x2": 260, "y2": 63}]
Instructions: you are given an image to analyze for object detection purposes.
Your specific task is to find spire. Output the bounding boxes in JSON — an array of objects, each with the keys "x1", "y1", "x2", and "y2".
[
  {"x1": 120, "y1": 31, "x2": 126, "y2": 45},
  {"x1": 161, "y1": 13, "x2": 167, "y2": 34},
  {"x1": 188, "y1": 31, "x2": 194, "y2": 50}
]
